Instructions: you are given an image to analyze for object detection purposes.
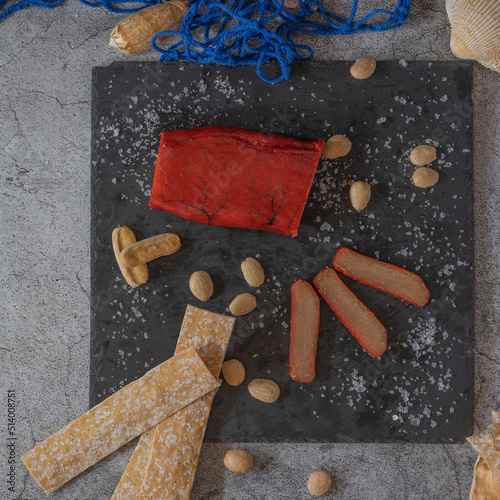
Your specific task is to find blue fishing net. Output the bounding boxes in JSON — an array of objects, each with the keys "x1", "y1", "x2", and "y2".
[{"x1": 0, "y1": 0, "x2": 411, "y2": 82}]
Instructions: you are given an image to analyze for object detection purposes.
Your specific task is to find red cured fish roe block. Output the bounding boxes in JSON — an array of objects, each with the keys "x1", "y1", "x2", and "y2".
[{"x1": 149, "y1": 127, "x2": 325, "y2": 237}]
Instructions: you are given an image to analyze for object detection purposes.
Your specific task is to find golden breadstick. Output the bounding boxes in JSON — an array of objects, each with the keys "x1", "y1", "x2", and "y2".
[
  {"x1": 120, "y1": 233, "x2": 181, "y2": 267},
  {"x1": 112, "y1": 226, "x2": 149, "y2": 287},
  {"x1": 21, "y1": 347, "x2": 219, "y2": 495}
]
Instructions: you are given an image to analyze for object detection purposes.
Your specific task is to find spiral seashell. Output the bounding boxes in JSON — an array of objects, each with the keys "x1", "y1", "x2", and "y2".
[
  {"x1": 445, "y1": 0, "x2": 500, "y2": 72},
  {"x1": 468, "y1": 413, "x2": 500, "y2": 483},
  {"x1": 109, "y1": 1, "x2": 189, "y2": 55}
]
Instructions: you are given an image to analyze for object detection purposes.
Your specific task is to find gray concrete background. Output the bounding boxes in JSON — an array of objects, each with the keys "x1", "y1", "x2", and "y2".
[{"x1": 0, "y1": 0, "x2": 498, "y2": 498}]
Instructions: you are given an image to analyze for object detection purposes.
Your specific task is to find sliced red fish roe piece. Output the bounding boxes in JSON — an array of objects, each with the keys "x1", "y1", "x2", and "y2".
[
  {"x1": 314, "y1": 268, "x2": 387, "y2": 358},
  {"x1": 149, "y1": 126, "x2": 325, "y2": 237},
  {"x1": 333, "y1": 247, "x2": 430, "y2": 307},
  {"x1": 290, "y1": 279, "x2": 320, "y2": 383}
]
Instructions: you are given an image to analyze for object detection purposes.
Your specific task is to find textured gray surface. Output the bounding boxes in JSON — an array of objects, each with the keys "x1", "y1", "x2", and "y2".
[{"x1": 0, "y1": 1, "x2": 498, "y2": 499}]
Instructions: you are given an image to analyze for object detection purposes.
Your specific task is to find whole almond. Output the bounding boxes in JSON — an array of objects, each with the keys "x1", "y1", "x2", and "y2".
[
  {"x1": 412, "y1": 167, "x2": 439, "y2": 188},
  {"x1": 350, "y1": 57, "x2": 376, "y2": 79},
  {"x1": 229, "y1": 293, "x2": 256, "y2": 316},
  {"x1": 241, "y1": 257, "x2": 265, "y2": 287},
  {"x1": 410, "y1": 145, "x2": 437, "y2": 166},
  {"x1": 248, "y1": 378, "x2": 280, "y2": 403},
  {"x1": 322, "y1": 135, "x2": 352, "y2": 159},
  {"x1": 349, "y1": 181, "x2": 371, "y2": 211},
  {"x1": 308, "y1": 471, "x2": 332, "y2": 497},
  {"x1": 222, "y1": 359, "x2": 246, "y2": 386},
  {"x1": 224, "y1": 449, "x2": 254, "y2": 474},
  {"x1": 189, "y1": 271, "x2": 213, "y2": 301}
]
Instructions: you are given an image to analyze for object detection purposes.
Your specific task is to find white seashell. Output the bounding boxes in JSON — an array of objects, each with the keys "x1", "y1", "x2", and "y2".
[
  {"x1": 469, "y1": 457, "x2": 500, "y2": 500},
  {"x1": 467, "y1": 412, "x2": 500, "y2": 483},
  {"x1": 446, "y1": 0, "x2": 500, "y2": 72}
]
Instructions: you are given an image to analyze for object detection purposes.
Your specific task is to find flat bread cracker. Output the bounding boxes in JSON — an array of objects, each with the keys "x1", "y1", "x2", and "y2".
[
  {"x1": 110, "y1": 429, "x2": 154, "y2": 500},
  {"x1": 139, "y1": 391, "x2": 218, "y2": 499},
  {"x1": 174, "y1": 305, "x2": 236, "y2": 377},
  {"x1": 22, "y1": 347, "x2": 219, "y2": 495},
  {"x1": 112, "y1": 305, "x2": 235, "y2": 500}
]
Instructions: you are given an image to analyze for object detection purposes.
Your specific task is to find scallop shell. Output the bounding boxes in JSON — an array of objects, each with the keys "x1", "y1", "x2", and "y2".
[
  {"x1": 469, "y1": 457, "x2": 500, "y2": 500},
  {"x1": 467, "y1": 412, "x2": 500, "y2": 483},
  {"x1": 446, "y1": 0, "x2": 500, "y2": 72}
]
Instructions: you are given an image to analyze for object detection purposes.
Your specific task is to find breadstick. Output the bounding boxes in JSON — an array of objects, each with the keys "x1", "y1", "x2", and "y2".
[
  {"x1": 112, "y1": 226, "x2": 149, "y2": 287},
  {"x1": 120, "y1": 233, "x2": 181, "y2": 267}
]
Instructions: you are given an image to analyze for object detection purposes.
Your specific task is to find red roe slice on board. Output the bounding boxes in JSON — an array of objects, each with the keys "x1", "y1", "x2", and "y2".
[
  {"x1": 290, "y1": 279, "x2": 320, "y2": 383},
  {"x1": 149, "y1": 126, "x2": 325, "y2": 237},
  {"x1": 314, "y1": 267, "x2": 387, "y2": 358},
  {"x1": 333, "y1": 247, "x2": 430, "y2": 307}
]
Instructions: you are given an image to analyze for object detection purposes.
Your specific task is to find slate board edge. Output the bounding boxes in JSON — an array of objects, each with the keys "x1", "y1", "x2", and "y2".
[{"x1": 89, "y1": 66, "x2": 101, "y2": 410}]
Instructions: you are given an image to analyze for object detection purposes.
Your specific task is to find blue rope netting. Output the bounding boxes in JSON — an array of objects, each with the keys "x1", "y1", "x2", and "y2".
[{"x1": 0, "y1": 0, "x2": 411, "y2": 82}]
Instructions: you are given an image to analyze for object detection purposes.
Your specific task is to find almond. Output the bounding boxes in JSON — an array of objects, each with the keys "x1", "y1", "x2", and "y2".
[
  {"x1": 248, "y1": 378, "x2": 280, "y2": 403},
  {"x1": 410, "y1": 145, "x2": 437, "y2": 166},
  {"x1": 229, "y1": 293, "x2": 256, "y2": 316},
  {"x1": 222, "y1": 359, "x2": 246, "y2": 386},
  {"x1": 350, "y1": 57, "x2": 376, "y2": 79},
  {"x1": 322, "y1": 135, "x2": 352, "y2": 159},
  {"x1": 241, "y1": 257, "x2": 265, "y2": 287},
  {"x1": 223, "y1": 449, "x2": 254, "y2": 474},
  {"x1": 349, "y1": 181, "x2": 371, "y2": 211},
  {"x1": 307, "y1": 471, "x2": 332, "y2": 497},
  {"x1": 189, "y1": 271, "x2": 213, "y2": 301},
  {"x1": 412, "y1": 167, "x2": 439, "y2": 188}
]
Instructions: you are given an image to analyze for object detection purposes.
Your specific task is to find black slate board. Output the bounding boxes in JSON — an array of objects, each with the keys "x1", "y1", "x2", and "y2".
[{"x1": 90, "y1": 60, "x2": 474, "y2": 443}]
